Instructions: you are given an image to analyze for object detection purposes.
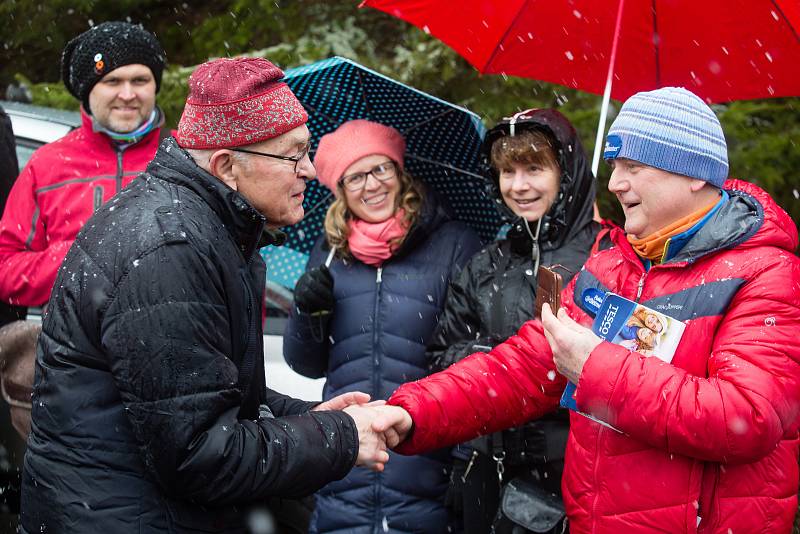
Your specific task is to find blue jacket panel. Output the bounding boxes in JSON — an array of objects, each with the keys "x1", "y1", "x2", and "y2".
[{"x1": 284, "y1": 195, "x2": 481, "y2": 533}]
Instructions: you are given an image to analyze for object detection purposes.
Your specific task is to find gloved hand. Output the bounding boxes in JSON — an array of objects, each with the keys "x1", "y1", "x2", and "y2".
[{"x1": 293, "y1": 265, "x2": 334, "y2": 315}]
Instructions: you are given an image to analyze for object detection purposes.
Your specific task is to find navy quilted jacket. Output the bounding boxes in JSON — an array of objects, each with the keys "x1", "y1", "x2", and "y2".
[{"x1": 284, "y1": 193, "x2": 481, "y2": 533}]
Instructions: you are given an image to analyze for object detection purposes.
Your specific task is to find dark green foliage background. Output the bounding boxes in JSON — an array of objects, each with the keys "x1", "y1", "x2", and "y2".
[{"x1": 2, "y1": 0, "x2": 799, "y2": 231}]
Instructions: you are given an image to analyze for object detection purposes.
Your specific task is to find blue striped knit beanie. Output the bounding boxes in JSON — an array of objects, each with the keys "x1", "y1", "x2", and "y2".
[{"x1": 603, "y1": 87, "x2": 728, "y2": 187}]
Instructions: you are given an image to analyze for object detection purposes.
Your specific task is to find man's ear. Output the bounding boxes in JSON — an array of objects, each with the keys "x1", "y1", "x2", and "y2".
[{"x1": 208, "y1": 149, "x2": 239, "y2": 191}]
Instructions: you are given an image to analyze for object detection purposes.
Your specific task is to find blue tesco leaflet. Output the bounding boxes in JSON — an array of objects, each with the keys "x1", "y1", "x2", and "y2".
[{"x1": 560, "y1": 293, "x2": 686, "y2": 430}]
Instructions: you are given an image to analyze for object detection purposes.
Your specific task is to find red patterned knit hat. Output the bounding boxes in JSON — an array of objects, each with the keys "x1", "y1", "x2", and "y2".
[{"x1": 176, "y1": 57, "x2": 308, "y2": 149}]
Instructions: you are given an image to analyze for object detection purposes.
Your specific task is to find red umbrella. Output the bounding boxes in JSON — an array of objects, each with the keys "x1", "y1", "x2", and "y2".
[{"x1": 361, "y1": 0, "x2": 800, "y2": 172}]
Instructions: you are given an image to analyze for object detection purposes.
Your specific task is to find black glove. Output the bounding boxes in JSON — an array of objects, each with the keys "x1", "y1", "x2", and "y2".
[{"x1": 293, "y1": 265, "x2": 334, "y2": 315}]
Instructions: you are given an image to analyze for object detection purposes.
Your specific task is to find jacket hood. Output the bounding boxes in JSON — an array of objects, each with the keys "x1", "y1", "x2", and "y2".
[
  {"x1": 482, "y1": 109, "x2": 596, "y2": 251},
  {"x1": 724, "y1": 179, "x2": 798, "y2": 253},
  {"x1": 680, "y1": 178, "x2": 798, "y2": 258}
]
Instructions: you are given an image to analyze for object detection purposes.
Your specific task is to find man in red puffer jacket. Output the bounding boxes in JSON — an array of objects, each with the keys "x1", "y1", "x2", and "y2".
[
  {"x1": 0, "y1": 21, "x2": 165, "y2": 308},
  {"x1": 375, "y1": 87, "x2": 800, "y2": 534}
]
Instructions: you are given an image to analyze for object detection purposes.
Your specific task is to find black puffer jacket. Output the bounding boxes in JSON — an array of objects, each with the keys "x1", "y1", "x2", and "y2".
[
  {"x1": 429, "y1": 109, "x2": 601, "y2": 372},
  {"x1": 426, "y1": 111, "x2": 602, "y2": 525},
  {"x1": 20, "y1": 137, "x2": 358, "y2": 533}
]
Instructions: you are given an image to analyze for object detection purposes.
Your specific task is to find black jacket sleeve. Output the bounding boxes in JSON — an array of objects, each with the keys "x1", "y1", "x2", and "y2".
[
  {"x1": 264, "y1": 387, "x2": 318, "y2": 416},
  {"x1": 0, "y1": 105, "x2": 18, "y2": 217},
  {"x1": 0, "y1": 105, "x2": 25, "y2": 327},
  {"x1": 101, "y1": 243, "x2": 357, "y2": 504}
]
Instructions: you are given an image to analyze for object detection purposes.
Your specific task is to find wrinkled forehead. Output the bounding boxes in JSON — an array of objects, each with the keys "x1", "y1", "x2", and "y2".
[{"x1": 259, "y1": 124, "x2": 310, "y2": 151}]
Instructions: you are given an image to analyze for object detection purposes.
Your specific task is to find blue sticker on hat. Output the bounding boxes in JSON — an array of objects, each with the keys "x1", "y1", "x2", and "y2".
[
  {"x1": 581, "y1": 287, "x2": 605, "y2": 316},
  {"x1": 603, "y1": 134, "x2": 622, "y2": 159}
]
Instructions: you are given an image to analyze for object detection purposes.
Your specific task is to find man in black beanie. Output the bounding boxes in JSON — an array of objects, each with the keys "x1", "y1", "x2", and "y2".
[{"x1": 0, "y1": 21, "x2": 166, "y2": 310}]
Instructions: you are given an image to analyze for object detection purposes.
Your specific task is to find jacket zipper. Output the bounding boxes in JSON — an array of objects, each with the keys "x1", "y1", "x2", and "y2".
[
  {"x1": 635, "y1": 271, "x2": 647, "y2": 302},
  {"x1": 115, "y1": 149, "x2": 124, "y2": 193},
  {"x1": 590, "y1": 424, "x2": 603, "y2": 534},
  {"x1": 93, "y1": 186, "x2": 103, "y2": 211},
  {"x1": 372, "y1": 266, "x2": 383, "y2": 532},
  {"x1": 238, "y1": 256, "x2": 260, "y2": 411},
  {"x1": 591, "y1": 267, "x2": 647, "y2": 532}
]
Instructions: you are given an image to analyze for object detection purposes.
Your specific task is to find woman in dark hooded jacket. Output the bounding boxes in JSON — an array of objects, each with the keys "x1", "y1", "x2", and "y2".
[{"x1": 427, "y1": 108, "x2": 608, "y2": 533}]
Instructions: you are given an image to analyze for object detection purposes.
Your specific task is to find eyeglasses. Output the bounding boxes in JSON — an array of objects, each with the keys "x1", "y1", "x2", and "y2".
[
  {"x1": 340, "y1": 161, "x2": 397, "y2": 191},
  {"x1": 230, "y1": 143, "x2": 311, "y2": 173}
]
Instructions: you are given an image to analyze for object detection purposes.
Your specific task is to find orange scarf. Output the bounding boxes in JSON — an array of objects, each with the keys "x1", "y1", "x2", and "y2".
[{"x1": 627, "y1": 198, "x2": 720, "y2": 263}]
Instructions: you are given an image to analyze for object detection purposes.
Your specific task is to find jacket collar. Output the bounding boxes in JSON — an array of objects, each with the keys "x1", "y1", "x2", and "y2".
[
  {"x1": 611, "y1": 179, "x2": 793, "y2": 267},
  {"x1": 78, "y1": 108, "x2": 162, "y2": 152},
  {"x1": 146, "y1": 136, "x2": 274, "y2": 258}
]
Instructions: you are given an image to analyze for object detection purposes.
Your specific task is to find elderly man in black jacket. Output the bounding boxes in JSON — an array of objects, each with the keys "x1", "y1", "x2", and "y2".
[{"x1": 20, "y1": 57, "x2": 389, "y2": 533}]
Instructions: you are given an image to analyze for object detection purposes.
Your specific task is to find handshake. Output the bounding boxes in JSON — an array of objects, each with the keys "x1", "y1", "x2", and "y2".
[{"x1": 312, "y1": 391, "x2": 413, "y2": 472}]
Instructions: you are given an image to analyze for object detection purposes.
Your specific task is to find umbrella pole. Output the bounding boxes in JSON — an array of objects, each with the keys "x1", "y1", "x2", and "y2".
[{"x1": 591, "y1": 0, "x2": 626, "y2": 178}]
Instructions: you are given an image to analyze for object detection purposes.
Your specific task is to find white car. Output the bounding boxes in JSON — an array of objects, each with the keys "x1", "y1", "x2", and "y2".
[{"x1": 2, "y1": 100, "x2": 324, "y2": 401}]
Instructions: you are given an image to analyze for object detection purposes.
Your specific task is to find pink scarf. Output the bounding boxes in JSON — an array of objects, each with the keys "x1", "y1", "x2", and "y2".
[{"x1": 347, "y1": 210, "x2": 409, "y2": 266}]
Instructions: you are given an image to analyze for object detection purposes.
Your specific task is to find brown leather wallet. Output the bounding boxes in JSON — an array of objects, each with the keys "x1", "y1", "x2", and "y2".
[{"x1": 534, "y1": 265, "x2": 563, "y2": 319}]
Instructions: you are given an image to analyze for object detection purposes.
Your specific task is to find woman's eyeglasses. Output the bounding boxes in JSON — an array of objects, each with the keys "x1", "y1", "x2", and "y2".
[
  {"x1": 230, "y1": 143, "x2": 311, "y2": 173},
  {"x1": 340, "y1": 161, "x2": 397, "y2": 191}
]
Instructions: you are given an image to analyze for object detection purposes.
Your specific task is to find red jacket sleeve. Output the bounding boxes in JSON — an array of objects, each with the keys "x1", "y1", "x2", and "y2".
[
  {"x1": 0, "y1": 163, "x2": 71, "y2": 307},
  {"x1": 389, "y1": 318, "x2": 566, "y2": 455},
  {"x1": 575, "y1": 251, "x2": 800, "y2": 464}
]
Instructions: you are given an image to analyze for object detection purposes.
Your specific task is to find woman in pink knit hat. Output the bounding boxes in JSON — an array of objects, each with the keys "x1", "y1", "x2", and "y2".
[{"x1": 283, "y1": 119, "x2": 481, "y2": 533}]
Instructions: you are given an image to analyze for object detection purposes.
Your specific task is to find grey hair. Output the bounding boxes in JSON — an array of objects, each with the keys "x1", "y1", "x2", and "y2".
[
  {"x1": 185, "y1": 148, "x2": 251, "y2": 173},
  {"x1": 185, "y1": 148, "x2": 214, "y2": 171}
]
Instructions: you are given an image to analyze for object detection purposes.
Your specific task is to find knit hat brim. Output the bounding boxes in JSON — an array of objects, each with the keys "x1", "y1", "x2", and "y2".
[
  {"x1": 61, "y1": 21, "x2": 165, "y2": 112},
  {"x1": 177, "y1": 85, "x2": 307, "y2": 149},
  {"x1": 175, "y1": 57, "x2": 308, "y2": 149},
  {"x1": 604, "y1": 87, "x2": 729, "y2": 187},
  {"x1": 313, "y1": 120, "x2": 406, "y2": 194}
]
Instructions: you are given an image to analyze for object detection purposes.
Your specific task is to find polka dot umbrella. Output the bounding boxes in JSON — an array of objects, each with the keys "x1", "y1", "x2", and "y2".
[{"x1": 262, "y1": 56, "x2": 502, "y2": 293}]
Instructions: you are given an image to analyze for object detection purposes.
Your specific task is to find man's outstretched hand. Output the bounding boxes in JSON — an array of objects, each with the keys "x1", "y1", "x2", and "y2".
[{"x1": 370, "y1": 405, "x2": 413, "y2": 448}]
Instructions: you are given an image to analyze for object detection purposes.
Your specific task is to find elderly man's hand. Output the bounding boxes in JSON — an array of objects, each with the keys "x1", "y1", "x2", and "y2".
[
  {"x1": 541, "y1": 303, "x2": 602, "y2": 384},
  {"x1": 343, "y1": 404, "x2": 391, "y2": 472},
  {"x1": 370, "y1": 405, "x2": 413, "y2": 449}
]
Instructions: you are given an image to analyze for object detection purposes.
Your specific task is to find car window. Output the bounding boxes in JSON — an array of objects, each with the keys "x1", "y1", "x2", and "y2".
[
  {"x1": 261, "y1": 245, "x2": 308, "y2": 335},
  {"x1": 263, "y1": 279, "x2": 292, "y2": 335}
]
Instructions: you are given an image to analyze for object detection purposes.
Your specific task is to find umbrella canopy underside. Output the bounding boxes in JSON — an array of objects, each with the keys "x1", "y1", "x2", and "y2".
[{"x1": 364, "y1": 0, "x2": 800, "y2": 103}]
